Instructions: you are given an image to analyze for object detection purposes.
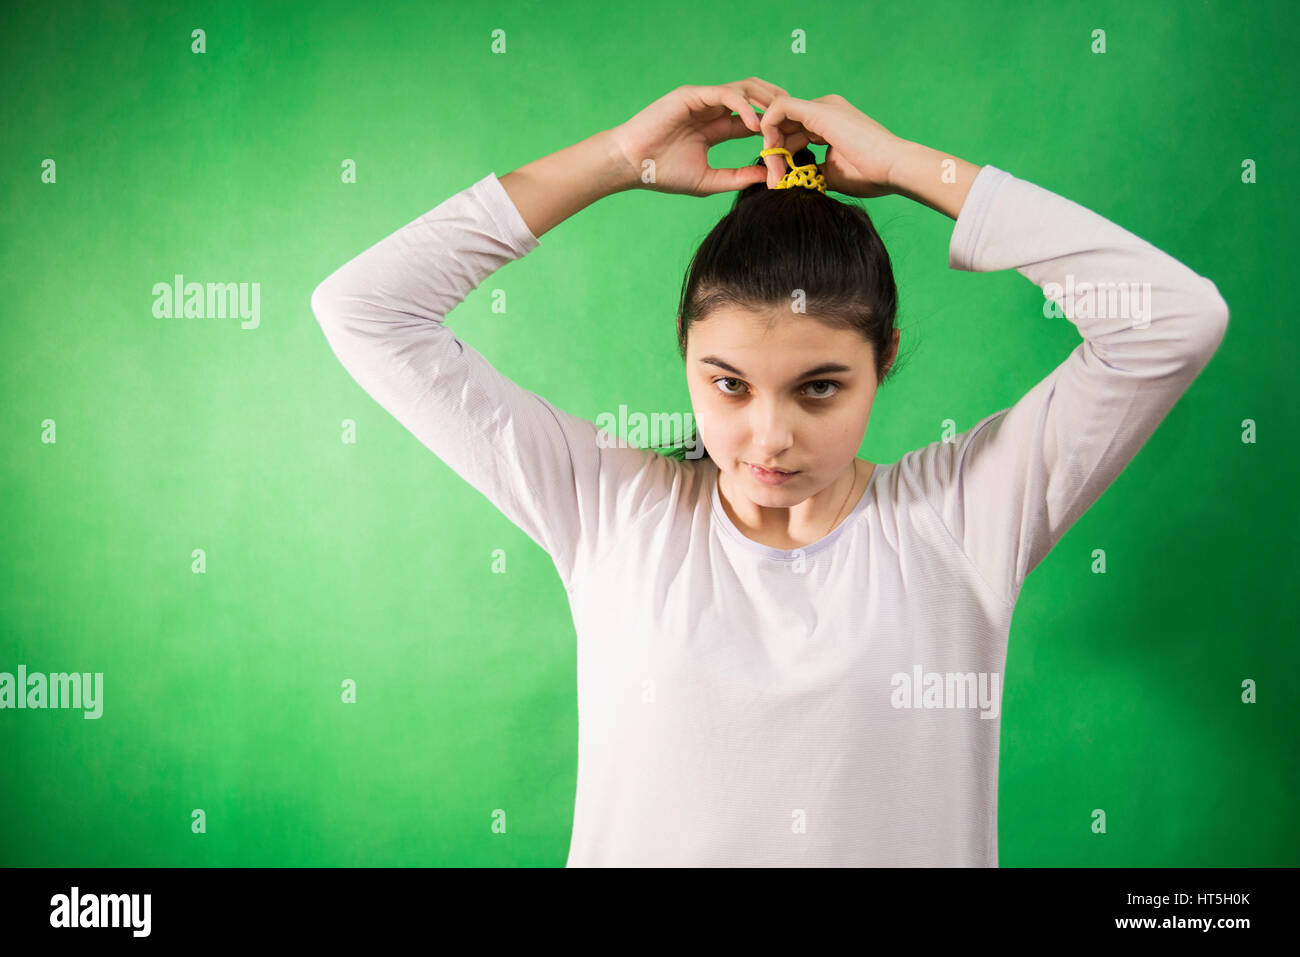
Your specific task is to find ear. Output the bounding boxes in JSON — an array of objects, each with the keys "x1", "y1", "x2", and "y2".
[{"x1": 881, "y1": 328, "x2": 901, "y2": 378}]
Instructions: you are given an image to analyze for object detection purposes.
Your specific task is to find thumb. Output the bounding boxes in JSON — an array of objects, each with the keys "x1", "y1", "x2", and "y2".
[{"x1": 699, "y1": 163, "x2": 768, "y2": 195}]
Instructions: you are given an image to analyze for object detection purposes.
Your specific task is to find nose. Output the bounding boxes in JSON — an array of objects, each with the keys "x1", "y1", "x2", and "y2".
[{"x1": 749, "y1": 397, "x2": 795, "y2": 458}]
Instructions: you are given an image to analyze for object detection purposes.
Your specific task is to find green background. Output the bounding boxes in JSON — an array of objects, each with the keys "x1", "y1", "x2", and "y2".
[{"x1": 2, "y1": 0, "x2": 1295, "y2": 867}]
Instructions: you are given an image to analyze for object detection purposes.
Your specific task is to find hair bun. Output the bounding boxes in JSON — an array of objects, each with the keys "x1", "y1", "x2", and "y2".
[{"x1": 738, "y1": 146, "x2": 820, "y2": 202}]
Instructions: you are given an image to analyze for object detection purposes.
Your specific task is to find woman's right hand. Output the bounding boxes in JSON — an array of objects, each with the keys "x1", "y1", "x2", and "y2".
[
  {"x1": 608, "y1": 78, "x2": 802, "y2": 197},
  {"x1": 756, "y1": 93, "x2": 913, "y2": 199}
]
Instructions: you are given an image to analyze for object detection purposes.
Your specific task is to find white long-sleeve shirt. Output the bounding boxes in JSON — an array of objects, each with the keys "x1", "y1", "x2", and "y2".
[{"x1": 311, "y1": 165, "x2": 1228, "y2": 867}]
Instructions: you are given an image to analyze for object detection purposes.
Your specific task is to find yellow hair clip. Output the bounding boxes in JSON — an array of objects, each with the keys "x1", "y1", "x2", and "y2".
[{"x1": 759, "y1": 146, "x2": 827, "y2": 193}]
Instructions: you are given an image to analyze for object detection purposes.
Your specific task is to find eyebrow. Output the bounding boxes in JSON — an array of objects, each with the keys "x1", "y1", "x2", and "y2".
[{"x1": 698, "y1": 357, "x2": 855, "y2": 381}]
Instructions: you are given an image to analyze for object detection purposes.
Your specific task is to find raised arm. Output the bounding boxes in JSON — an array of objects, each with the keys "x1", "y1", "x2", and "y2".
[
  {"x1": 757, "y1": 93, "x2": 1229, "y2": 604},
  {"x1": 310, "y1": 80, "x2": 795, "y2": 592},
  {"x1": 904, "y1": 161, "x2": 1229, "y2": 605},
  {"x1": 309, "y1": 165, "x2": 613, "y2": 591}
]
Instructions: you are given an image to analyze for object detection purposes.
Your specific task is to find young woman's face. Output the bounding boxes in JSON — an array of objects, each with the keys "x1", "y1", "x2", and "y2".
[{"x1": 684, "y1": 306, "x2": 896, "y2": 504}]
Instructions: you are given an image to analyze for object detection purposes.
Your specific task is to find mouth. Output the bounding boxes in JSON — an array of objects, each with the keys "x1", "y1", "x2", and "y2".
[{"x1": 746, "y1": 462, "x2": 800, "y2": 483}]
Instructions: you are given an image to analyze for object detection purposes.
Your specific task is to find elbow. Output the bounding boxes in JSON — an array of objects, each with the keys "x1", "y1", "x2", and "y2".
[
  {"x1": 1201, "y1": 276, "x2": 1230, "y2": 346},
  {"x1": 1206, "y1": 295, "x2": 1229, "y2": 351},
  {"x1": 310, "y1": 276, "x2": 341, "y2": 328},
  {"x1": 1185, "y1": 277, "x2": 1229, "y2": 365}
]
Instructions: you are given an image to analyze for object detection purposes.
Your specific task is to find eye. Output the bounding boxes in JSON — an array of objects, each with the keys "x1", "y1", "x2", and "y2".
[
  {"x1": 803, "y1": 380, "x2": 841, "y2": 399},
  {"x1": 711, "y1": 377, "x2": 842, "y2": 399},
  {"x1": 713, "y1": 377, "x2": 747, "y2": 397}
]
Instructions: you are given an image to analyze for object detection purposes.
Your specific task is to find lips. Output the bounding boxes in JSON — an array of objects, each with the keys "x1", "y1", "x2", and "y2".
[
  {"x1": 748, "y1": 463, "x2": 796, "y2": 474},
  {"x1": 746, "y1": 463, "x2": 800, "y2": 485}
]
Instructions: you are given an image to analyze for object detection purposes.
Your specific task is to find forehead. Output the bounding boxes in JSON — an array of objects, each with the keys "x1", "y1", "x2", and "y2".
[{"x1": 686, "y1": 306, "x2": 871, "y2": 367}]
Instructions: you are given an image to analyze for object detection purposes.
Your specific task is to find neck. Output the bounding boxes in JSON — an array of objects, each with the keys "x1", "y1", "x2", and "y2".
[{"x1": 718, "y1": 458, "x2": 865, "y2": 550}]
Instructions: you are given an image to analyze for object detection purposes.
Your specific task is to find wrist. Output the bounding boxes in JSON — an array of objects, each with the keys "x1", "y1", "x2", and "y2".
[
  {"x1": 885, "y1": 140, "x2": 980, "y2": 221},
  {"x1": 595, "y1": 127, "x2": 639, "y2": 194},
  {"x1": 500, "y1": 130, "x2": 636, "y2": 238},
  {"x1": 884, "y1": 139, "x2": 924, "y2": 194}
]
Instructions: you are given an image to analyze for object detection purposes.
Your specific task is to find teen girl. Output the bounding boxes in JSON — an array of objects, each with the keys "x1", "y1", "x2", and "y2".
[{"x1": 311, "y1": 78, "x2": 1228, "y2": 866}]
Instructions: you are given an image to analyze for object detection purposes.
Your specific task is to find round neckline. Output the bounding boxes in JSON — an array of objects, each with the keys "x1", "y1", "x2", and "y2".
[{"x1": 709, "y1": 459, "x2": 883, "y2": 561}]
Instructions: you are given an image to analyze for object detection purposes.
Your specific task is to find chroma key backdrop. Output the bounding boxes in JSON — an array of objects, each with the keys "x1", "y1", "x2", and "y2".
[{"x1": 2, "y1": 0, "x2": 1296, "y2": 868}]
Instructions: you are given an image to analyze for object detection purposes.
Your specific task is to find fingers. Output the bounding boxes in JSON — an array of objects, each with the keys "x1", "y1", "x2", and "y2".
[
  {"x1": 700, "y1": 112, "x2": 761, "y2": 146},
  {"x1": 708, "y1": 77, "x2": 793, "y2": 132},
  {"x1": 704, "y1": 85, "x2": 762, "y2": 133},
  {"x1": 760, "y1": 94, "x2": 814, "y2": 144},
  {"x1": 778, "y1": 126, "x2": 813, "y2": 155},
  {"x1": 736, "y1": 76, "x2": 790, "y2": 107},
  {"x1": 714, "y1": 77, "x2": 788, "y2": 107},
  {"x1": 759, "y1": 95, "x2": 827, "y2": 186},
  {"x1": 719, "y1": 79, "x2": 794, "y2": 184},
  {"x1": 700, "y1": 111, "x2": 805, "y2": 149},
  {"x1": 693, "y1": 82, "x2": 772, "y2": 182},
  {"x1": 693, "y1": 81, "x2": 825, "y2": 190},
  {"x1": 698, "y1": 162, "x2": 768, "y2": 196},
  {"x1": 700, "y1": 111, "x2": 812, "y2": 182}
]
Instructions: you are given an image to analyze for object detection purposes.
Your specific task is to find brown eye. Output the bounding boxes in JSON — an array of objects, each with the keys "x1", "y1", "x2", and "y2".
[
  {"x1": 714, "y1": 377, "x2": 746, "y2": 396},
  {"x1": 804, "y1": 380, "x2": 841, "y2": 398}
]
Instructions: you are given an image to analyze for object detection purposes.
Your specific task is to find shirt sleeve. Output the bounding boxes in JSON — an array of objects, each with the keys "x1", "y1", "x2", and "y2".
[
  {"x1": 309, "y1": 172, "x2": 673, "y2": 593},
  {"x1": 902, "y1": 165, "x2": 1230, "y2": 606}
]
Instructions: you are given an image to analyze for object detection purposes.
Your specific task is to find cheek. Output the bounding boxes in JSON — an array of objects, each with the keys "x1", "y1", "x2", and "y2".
[
  {"x1": 688, "y1": 401, "x2": 741, "y2": 453},
  {"x1": 810, "y1": 399, "x2": 873, "y2": 446},
  {"x1": 690, "y1": 408, "x2": 729, "y2": 446}
]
